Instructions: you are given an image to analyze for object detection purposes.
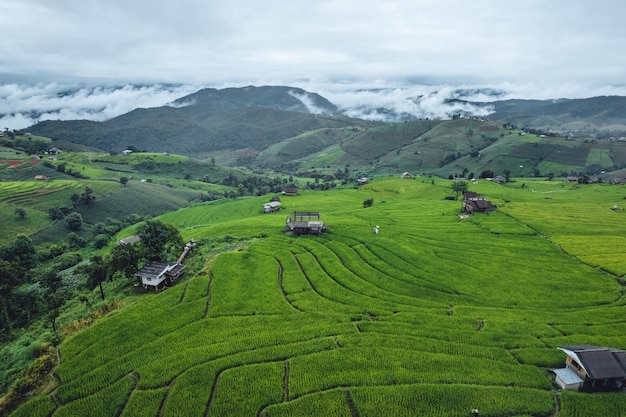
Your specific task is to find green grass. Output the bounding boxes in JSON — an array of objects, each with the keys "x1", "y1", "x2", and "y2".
[{"x1": 11, "y1": 177, "x2": 626, "y2": 416}]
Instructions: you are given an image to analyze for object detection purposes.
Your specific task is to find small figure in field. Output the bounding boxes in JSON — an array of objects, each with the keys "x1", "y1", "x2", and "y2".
[{"x1": 373, "y1": 225, "x2": 379, "y2": 235}]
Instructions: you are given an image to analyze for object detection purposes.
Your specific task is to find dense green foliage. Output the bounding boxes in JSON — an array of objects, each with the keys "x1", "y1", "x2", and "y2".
[{"x1": 5, "y1": 176, "x2": 626, "y2": 416}]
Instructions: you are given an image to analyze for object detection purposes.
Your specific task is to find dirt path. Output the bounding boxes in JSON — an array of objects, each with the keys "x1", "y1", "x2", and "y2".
[{"x1": 343, "y1": 387, "x2": 360, "y2": 417}]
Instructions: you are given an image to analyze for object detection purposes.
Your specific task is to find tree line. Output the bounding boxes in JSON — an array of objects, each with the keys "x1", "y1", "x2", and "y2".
[{"x1": 0, "y1": 220, "x2": 183, "y2": 341}]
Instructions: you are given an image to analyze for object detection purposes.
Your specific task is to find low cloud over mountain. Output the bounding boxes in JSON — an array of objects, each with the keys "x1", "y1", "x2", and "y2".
[{"x1": 4, "y1": 81, "x2": 626, "y2": 131}]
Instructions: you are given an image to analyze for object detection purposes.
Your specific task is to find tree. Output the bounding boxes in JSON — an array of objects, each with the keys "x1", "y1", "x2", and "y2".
[
  {"x1": 67, "y1": 232, "x2": 87, "y2": 248},
  {"x1": 40, "y1": 268, "x2": 62, "y2": 293},
  {"x1": 120, "y1": 177, "x2": 128, "y2": 187},
  {"x1": 363, "y1": 198, "x2": 374, "y2": 208},
  {"x1": 46, "y1": 289, "x2": 67, "y2": 333},
  {"x1": 0, "y1": 235, "x2": 36, "y2": 269},
  {"x1": 109, "y1": 243, "x2": 140, "y2": 279},
  {"x1": 137, "y1": 220, "x2": 183, "y2": 261},
  {"x1": 80, "y1": 186, "x2": 95, "y2": 205},
  {"x1": 38, "y1": 267, "x2": 67, "y2": 332},
  {"x1": 66, "y1": 212, "x2": 83, "y2": 231},
  {"x1": 78, "y1": 255, "x2": 109, "y2": 300},
  {"x1": 0, "y1": 260, "x2": 25, "y2": 335},
  {"x1": 451, "y1": 181, "x2": 468, "y2": 200},
  {"x1": 48, "y1": 207, "x2": 65, "y2": 220},
  {"x1": 70, "y1": 193, "x2": 80, "y2": 207},
  {"x1": 479, "y1": 170, "x2": 494, "y2": 179},
  {"x1": 93, "y1": 234, "x2": 110, "y2": 249},
  {"x1": 13, "y1": 207, "x2": 26, "y2": 220}
]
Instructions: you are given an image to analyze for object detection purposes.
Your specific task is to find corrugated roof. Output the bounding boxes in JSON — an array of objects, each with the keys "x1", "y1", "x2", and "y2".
[
  {"x1": 559, "y1": 345, "x2": 626, "y2": 379},
  {"x1": 554, "y1": 367, "x2": 584, "y2": 386}
]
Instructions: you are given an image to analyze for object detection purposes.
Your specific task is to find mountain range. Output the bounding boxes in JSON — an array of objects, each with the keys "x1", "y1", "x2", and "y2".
[{"x1": 24, "y1": 85, "x2": 626, "y2": 176}]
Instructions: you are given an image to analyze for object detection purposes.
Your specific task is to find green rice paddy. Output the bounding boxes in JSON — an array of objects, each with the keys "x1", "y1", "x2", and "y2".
[{"x1": 12, "y1": 177, "x2": 626, "y2": 416}]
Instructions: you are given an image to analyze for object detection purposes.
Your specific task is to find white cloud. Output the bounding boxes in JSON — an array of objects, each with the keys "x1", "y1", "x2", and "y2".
[
  {"x1": 4, "y1": 78, "x2": 626, "y2": 130},
  {"x1": 0, "y1": 83, "x2": 202, "y2": 129}
]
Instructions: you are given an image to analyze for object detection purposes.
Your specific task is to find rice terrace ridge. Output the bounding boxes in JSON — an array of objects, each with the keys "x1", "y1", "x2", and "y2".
[{"x1": 4, "y1": 170, "x2": 626, "y2": 416}]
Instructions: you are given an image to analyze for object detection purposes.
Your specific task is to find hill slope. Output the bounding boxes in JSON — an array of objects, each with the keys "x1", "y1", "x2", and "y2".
[
  {"x1": 483, "y1": 95, "x2": 626, "y2": 136},
  {"x1": 27, "y1": 86, "x2": 368, "y2": 157},
  {"x1": 10, "y1": 177, "x2": 626, "y2": 417},
  {"x1": 24, "y1": 86, "x2": 626, "y2": 177}
]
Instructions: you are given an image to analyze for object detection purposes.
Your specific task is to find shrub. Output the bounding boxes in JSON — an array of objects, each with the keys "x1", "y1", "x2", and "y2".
[
  {"x1": 93, "y1": 234, "x2": 110, "y2": 249},
  {"x1": 66, "y1": 212, "x2": 83, "y2": 231},
  {"x1": 52, "y1": 252, "x2": 82, "y2": 270}
]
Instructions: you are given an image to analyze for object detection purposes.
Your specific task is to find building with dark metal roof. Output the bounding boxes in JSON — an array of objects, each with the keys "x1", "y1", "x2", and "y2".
[
  {"x1": 554, "y1": 345, "x2": 626, "y2": 391},
  {"x1": 136, "y1": 261, "x2": 185, "y2": 290}
]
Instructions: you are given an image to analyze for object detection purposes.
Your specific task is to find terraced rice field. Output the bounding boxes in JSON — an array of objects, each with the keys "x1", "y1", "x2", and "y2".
[{"x1": 12, "y1": 178, "x2": 626, "y2": 416}]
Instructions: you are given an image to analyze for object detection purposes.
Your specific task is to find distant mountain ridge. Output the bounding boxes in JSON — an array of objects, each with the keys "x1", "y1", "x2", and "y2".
[
  {"x1": 172, "y1": 85, "x2": 338, "y2": 114},
  {"x1": 26, "y1": 86, "x2": 626, "y2": 173},
  {"x1": 477, "y1": 95, "x2": 626, "y2": 135},
  {"x1": 28, "y1": 86, "x2": 364, "y2": 156}
]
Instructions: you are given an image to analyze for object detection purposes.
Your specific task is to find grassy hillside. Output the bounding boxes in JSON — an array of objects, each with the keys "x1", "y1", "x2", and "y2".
[
  {"x1": 486, "y1": 96, "x2": 626, "y2": 137},
  {"x1": 11, "y1": 177, "x2": 626, "y2": 416},
  {"x1": 252, "y1": 118, "x2": 626, "y2": 179},
  {"x1": 0, "y1": 150, "x2": 228, "y2": 244},
  {"x1": 21, "y1": 110, "x2": 626, "y2": 181}
]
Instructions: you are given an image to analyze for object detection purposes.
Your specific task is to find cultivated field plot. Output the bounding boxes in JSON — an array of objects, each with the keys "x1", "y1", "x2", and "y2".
[{"x1": 13, "y1": 178, "x2": 626, "y2": 417}]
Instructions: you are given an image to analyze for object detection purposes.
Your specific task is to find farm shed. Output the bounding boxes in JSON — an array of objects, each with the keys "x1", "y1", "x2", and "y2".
[
  {"x1": 554, "y1": 345, "x2": 626, "y2": 392},
  {"x1": 282, "y1": 187, "x2": 298, "y2": 196},
  {"x1": 284, "y1": 211, "x2": 326, "y2": 235},
  {"x1": 136, "y1": 261, "x2": 185, "y2": 290},
  {"x1": 357, "y1": 177, "x2": 369, "y2": 185},
  {"x1": 264, "y1": 201, "x2": 281, "y2": 213},
  {"x1": 465, "y1": 199, "x2": 495, "y2": 213},
  {"x1": 118, "y1": 235, "x2": 141, "y2": 245},
  {"x1": 462, "y1": 191, "x2": 479, "y2": 201}
]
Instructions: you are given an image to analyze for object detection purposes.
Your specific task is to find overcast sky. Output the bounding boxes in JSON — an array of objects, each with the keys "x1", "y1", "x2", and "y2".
[
  {"x1": 2, "y1": 0, "x2": 624, "y2": 88},
  {"x1": 1, "y1": 0, "x2": 625, "y2": 129}
]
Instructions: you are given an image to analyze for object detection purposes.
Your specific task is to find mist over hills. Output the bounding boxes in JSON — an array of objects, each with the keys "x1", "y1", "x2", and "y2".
[
  {"x1": 16, "y1": 84, "x2": 626, "y2": 177},
  {"x1": 26, "y1": 86, "x2": 375, "y2": 158}
]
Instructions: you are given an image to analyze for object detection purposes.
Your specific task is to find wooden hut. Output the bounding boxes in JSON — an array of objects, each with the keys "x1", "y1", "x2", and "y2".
[{"x1": 284, "y1": 211, "x2": 326, "y2": 235}]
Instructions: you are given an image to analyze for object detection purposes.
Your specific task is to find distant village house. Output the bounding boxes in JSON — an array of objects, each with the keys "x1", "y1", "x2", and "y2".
[
  {"x1": 282, "y1": 187, "x2": 298, "y2": 196},
  {"x1": 117, "y1": 235, "x2": 141, "y2": 245}
]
